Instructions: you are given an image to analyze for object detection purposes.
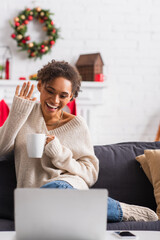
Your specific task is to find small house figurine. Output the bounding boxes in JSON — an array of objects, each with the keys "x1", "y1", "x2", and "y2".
[{"x1": 76, "y1": 53, "x2": 104, "y2": 81}]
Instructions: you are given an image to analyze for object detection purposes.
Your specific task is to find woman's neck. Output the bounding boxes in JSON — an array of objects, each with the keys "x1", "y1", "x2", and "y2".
[
  {"x1": 40, "y1": 105, "x2": 63, "y2": 126},
  {"x1": 46, "y1": 110, "x2": 63, "y2": 127}
]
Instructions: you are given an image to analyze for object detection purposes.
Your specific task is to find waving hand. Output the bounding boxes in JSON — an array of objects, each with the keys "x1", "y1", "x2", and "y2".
[{"x1": 15, "y1": 81, "x2": 37, "y2": 101}]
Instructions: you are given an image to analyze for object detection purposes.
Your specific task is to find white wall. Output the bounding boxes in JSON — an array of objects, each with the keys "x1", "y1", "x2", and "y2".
[{"x1": 0, "y1": 0, "x2": 160, "y2": 145}]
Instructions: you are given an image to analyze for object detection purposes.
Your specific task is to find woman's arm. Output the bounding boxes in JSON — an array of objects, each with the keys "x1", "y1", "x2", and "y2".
[
  {"x1": 0, "y1": 82, "x2": 36, "y2": 155},
  {"x1": 44, "y1": 127, "x2": 99, "y2": 188}
]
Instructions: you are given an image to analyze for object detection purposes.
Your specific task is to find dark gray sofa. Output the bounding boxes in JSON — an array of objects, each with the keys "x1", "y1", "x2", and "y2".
[
  {"x1": 0, "y1": 141, "x2": 160, "y2": 231},
  {"x1": 92, "y1": 141, "x2": 160, "y2": 230}
]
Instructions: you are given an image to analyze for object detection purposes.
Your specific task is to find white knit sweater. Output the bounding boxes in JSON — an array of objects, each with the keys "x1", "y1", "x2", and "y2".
[{"x1": 0, "y1": 96, "x2": 99, "y2": 189}]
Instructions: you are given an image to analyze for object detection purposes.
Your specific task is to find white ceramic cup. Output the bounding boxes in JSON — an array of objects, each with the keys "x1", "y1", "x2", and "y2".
[{"x1": 26, "y1": 133, "x2": 47, "y2": 158}]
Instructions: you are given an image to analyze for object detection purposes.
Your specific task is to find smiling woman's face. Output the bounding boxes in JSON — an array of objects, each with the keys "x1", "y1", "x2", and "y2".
[{"x1": 37, "y1": 77, "x2": 73, "y2": 121}]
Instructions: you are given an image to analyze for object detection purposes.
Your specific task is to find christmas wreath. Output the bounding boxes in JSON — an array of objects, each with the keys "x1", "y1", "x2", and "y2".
[{"x1": 10, "y1": 7, "x2": 59, "y2": 59}]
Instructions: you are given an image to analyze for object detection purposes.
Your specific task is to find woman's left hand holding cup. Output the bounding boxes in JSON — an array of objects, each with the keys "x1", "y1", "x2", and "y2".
[{"x1": 46, "y1": 135, "x2": 55, "y2": 145}]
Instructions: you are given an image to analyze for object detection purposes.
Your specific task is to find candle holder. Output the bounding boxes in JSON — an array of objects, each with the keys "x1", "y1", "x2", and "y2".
[{"x1": 0, "y1": 46, "x2": 12, "y2": 80}]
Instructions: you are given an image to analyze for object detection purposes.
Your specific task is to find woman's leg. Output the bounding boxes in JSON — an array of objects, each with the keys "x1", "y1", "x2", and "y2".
[
  {"x1": 107, "y1": 197, "x2": 158, "y2": 222},
  {"x1": 41, "y1": 183, "x2": 158, "y2": 222},
  {"x1": 107, "y1": 197, "x2": 123, "y2": 222},
  {"x1": 120, "y1": 202, "x2": 158, "y2": 221},
  {"x1": 40, "y1": 180, "x2": 74, "y2": 189}
]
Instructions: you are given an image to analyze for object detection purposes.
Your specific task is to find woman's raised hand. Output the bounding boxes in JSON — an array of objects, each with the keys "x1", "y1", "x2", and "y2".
[{"x1": 15, "y1": 82, "x2": 37, "y2": 101}]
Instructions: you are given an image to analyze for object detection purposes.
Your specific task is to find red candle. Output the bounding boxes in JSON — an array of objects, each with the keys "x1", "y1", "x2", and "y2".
[{"x1": 5, "y1": 58, "x2": 10, "y2": 80}]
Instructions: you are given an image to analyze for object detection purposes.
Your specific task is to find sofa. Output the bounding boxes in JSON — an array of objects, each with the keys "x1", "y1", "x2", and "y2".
[{"x1": 0, "y1": 141, "x2": 160, "y2": 231}]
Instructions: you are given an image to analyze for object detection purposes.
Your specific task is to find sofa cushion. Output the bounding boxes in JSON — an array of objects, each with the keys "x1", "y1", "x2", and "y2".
[
  {"x1": 93, "y1": 141, "x2": 160, "y2": 211},
  {"x1": 136, "y1": 153, "x2": 152, "y2": 183},
  {"x1": 0, "y1": 151, "x2": 16, "y2": 220},
  {"x1": 144, "y1": 150, "x2": 160, "y2": 219},
  {"x1": 136, "y1": 150, "x2": 160, "y2": 219}
]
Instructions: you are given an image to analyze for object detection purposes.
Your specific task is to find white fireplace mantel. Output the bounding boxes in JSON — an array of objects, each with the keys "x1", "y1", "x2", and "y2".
[{"x1": 0, "y1": 80, "x2": 106, "y2": 143}]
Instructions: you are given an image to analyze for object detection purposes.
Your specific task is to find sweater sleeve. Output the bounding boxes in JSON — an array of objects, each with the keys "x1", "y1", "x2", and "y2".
[
  {"x1": 0, "y1": 96, "x2": 35, "y2": 156},
  {"x1": 44, "y1": 122, "x2": 99, "y2": 187}
]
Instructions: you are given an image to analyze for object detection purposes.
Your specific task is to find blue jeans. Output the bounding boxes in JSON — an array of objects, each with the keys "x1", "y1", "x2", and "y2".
[{"x1": 41, "y1": 180, "x2": 123, "y2": 222}]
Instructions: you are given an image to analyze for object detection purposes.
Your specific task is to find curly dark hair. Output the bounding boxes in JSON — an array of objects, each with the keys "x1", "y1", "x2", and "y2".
[{"x1": 37, "y1": 60, "x2": 81, "y2": 98}]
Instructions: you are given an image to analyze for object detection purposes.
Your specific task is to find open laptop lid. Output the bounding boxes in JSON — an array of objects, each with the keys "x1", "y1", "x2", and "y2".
[{"x1": 14, "y1": 188, "x2": 107, "y2": 240}]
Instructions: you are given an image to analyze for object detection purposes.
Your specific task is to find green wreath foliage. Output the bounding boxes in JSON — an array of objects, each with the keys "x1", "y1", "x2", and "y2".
[{"x1": 10, "y1": 7, "x2": 59, "y2": 59}]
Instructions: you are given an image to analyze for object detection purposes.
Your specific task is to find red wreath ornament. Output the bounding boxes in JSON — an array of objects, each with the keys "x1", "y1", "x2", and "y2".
[{"x1": 10, "y1": 7, "x2": 59, "y2": 59}]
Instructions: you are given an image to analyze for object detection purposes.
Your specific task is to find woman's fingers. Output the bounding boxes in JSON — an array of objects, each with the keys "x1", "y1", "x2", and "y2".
[
  {"x1": 15, "y1": 82, "x2": 36, "y2": 101},
  {"x1": 27, "y1": 84, "x2": 34, "y2": 99},
  {"x1": 46, "y1": 135, "x2": 55, "y2": 145},
  {"x1": 19, "y1": 82, "x2": 27, "y2": 97},
  {"x1": 23, "y1": 81, "x2": 31, "y2": 96},
  {"x1": 15, "y1": 85, "x2": 20, "y2": 96},
  {"x1": 31, "y1": 97, "x2": 37, "y2": 101}
]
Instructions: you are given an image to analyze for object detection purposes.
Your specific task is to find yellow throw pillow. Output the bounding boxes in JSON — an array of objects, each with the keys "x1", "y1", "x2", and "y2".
[
  {"x1": 144, "y1": 150, "x2": 160, "y2": 219},
  {"x1": 136, "y1": 154, "x2": 152, "y2": 184}
]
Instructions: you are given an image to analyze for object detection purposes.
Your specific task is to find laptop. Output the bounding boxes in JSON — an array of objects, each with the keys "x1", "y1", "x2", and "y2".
[{"x1": 14, "y1": 188, "x2": 108, "y2": 240}]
